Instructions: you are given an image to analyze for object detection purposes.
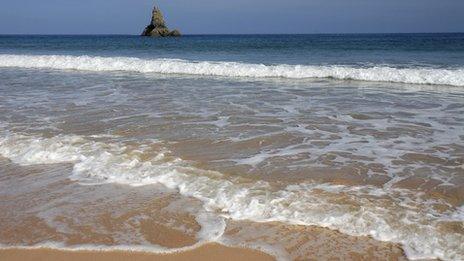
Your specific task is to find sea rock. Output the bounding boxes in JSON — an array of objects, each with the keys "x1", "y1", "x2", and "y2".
[
  {"x1": 141, "y1": 5, "x2": 181, "y2": 37},
  {"x1": 168, "y1": 29, "x2": 181, "y2": 37}
]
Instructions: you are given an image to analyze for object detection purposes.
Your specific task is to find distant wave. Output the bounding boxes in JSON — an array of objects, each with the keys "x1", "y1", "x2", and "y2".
[{"x1": 0, "y1": 54, "x2": 463, "y2": 86}]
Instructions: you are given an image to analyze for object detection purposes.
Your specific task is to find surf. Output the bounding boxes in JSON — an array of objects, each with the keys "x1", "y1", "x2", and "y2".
[
  {"x1": 1, "y1": 54, "x2": 463, "y2": 86},
  {"x1": 0, "y1": 133, "x2": 463, "y2": 261}
]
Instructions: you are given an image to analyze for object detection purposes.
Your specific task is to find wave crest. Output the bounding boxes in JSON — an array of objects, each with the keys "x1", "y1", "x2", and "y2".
[{"x1": 0, "y1": 54, "x2": 463, "y2": 86}]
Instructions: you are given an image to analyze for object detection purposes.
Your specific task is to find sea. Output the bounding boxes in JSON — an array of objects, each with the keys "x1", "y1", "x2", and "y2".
[{"x1": 0, "y1": 34, "x2": 463, "y2": 260}]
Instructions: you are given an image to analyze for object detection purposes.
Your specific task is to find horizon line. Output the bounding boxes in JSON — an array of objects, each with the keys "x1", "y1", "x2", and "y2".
[{"x1": 0, "y1": 32, "x2": 463, "y2": 36}]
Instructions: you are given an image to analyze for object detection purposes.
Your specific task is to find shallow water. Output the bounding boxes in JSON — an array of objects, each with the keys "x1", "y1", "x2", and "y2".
[{"x1": 0, "y1": 34, "x2": 463, "y2": 260}]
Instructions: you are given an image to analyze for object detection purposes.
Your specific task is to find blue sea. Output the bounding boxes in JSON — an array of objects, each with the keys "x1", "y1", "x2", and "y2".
[{"x1": 0, "y1": 34, "x2": 463, "y2": 260}]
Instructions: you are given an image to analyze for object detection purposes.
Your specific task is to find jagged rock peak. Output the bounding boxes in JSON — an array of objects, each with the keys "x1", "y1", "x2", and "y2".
[
  {"x1": 151, "y1": 6, "x2": 166, "y2": 28},
  {"x1": 141, "y1": 4, "x2": 181, "y2": 37}
]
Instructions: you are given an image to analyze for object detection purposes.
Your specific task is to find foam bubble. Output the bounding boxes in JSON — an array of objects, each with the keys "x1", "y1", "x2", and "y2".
[{"x1": 0, "y1": 54, "x2": 463, "y2": 86}]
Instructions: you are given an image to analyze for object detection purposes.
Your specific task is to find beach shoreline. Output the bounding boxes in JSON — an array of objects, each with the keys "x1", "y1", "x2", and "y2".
[{"x1": 0, "y1": 34, "x2": 463, "y2": 260}]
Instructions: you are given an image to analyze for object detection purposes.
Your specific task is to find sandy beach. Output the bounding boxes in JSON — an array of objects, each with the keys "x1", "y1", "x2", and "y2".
[{"x1": 0, "y1": 243, "x2": 274, "y2": 261}]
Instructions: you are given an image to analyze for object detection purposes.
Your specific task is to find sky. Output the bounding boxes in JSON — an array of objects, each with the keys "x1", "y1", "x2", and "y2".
[{"x1": 0, "y1": 0, "x2": 463, "y2": 35}]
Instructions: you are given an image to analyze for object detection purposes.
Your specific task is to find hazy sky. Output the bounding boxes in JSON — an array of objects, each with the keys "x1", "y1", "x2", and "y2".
[{"x1": 1, "y1": 0, "x2": 463, "y2": 34}]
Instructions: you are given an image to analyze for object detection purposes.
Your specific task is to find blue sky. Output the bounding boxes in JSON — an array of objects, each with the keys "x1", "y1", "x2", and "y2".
[{"x1": 1, "y1": 0, "x2": 463, "y2": 34}]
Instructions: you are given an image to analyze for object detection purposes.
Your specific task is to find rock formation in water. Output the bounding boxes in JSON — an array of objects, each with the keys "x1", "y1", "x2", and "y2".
[{"x1": 141, "y1": 5, "x2": 181, "y2": 37}]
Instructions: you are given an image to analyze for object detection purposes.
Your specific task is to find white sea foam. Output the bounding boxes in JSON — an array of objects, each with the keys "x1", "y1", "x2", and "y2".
[
  {"x1": 0, "y1": 133, "x2": 463, "y2": 261},
  {"x1": 0, "y1": 54, "x2": 463, "y2": 86}
]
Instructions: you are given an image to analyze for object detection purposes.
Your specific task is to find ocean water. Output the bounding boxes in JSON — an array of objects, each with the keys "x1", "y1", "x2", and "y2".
[{"x1": 0, "y1": 34, "x2": 463, "y2": 260}]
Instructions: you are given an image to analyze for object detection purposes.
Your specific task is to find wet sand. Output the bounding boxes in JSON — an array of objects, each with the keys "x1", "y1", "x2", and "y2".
[{"x1": 0, "y1": 243, "x2": 274, "y2": 261}]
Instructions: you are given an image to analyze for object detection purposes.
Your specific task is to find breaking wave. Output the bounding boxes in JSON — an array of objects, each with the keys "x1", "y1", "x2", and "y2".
[{"x1": 0, "y1": 54, "x2": 463, "y2": 86}]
